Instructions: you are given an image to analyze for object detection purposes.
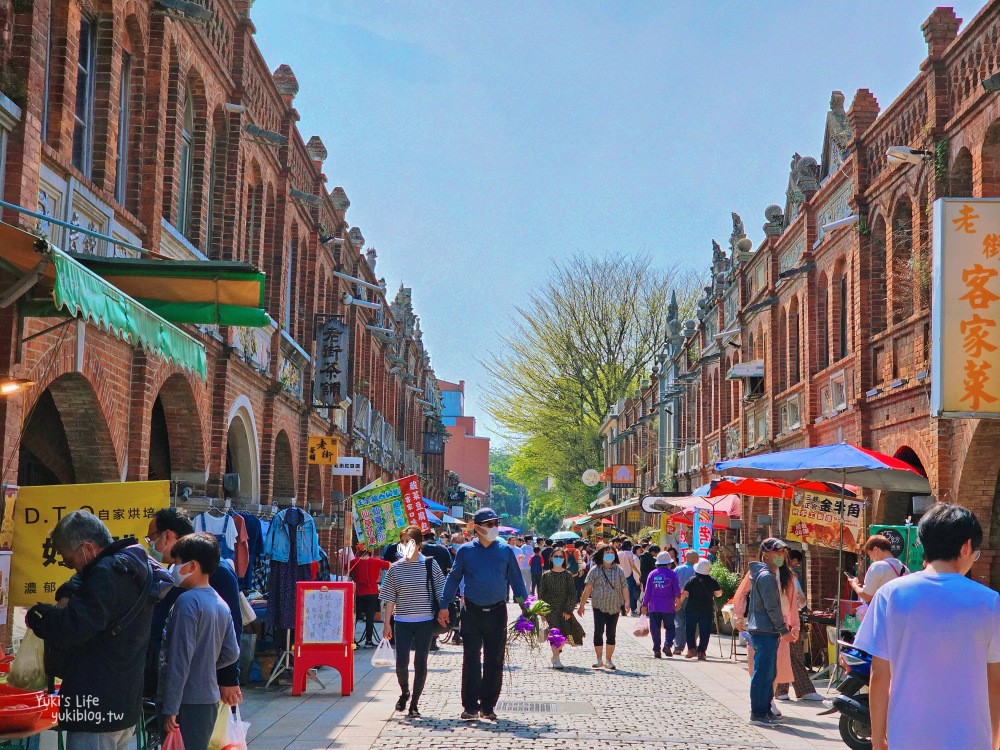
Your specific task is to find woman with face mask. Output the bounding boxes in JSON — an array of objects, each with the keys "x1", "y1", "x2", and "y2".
[
  {"x1": 379, "y1": 525, "x2": 446, "y2": 717},
  {"x1": 538, "y1": 551, "x2": 586, "y2": 669},
  {"x1": 577, "y1": 545, "x2": 629, "y2": 669}
]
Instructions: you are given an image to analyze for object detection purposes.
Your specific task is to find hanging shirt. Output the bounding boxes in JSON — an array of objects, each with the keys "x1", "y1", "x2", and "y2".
[
  {"x1": 194, "y1": 512, "x2": 237, "y2": 571},
  {"x1": 236, "y1": 512, "x2": 264, "y2": 591}
]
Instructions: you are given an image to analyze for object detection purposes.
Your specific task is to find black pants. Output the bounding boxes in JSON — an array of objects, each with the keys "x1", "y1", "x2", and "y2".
[
  {"x1": 461, "y1": 603, "x2": 508, "y2": 714},
  {"x1": 394, "y1": 619, "x2": 435, "y2": 704},
  {"x1": 530, "y1": 572, "x2": 542, "y2": 595},
  {"x1": 593, "y1": 609, "x2": 619, "y2": 646},
  {"x1": 686, "y1": 608, "x2": 713, "y2": 653},
  {"x1": 356, "y1": 594, "x2": 380, "y2": 643}
]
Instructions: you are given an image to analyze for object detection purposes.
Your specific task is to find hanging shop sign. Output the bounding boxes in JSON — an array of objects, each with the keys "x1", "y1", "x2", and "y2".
[
  {"x1": 786, "y1": 490, "x2": 863, "y2": 553},
  {"x1": 351, "y1": 474, "x2": 430, "y2": 548},
  {"x1": 932, "y1": 198, "x2": 1000, "y2": 417},
  {"x1": 609, "y1": 465, "x2": 636, "y2": 488},
  {"x1": 331, "y1": 457, "x2": 364, "y2": 476},
  {"x1": 314, "y1": 317, "x2": 350, "y2": 407},
  {"x1": 11, "y1": 481, "x2": 169, "y2": 606},
  {"x1": 307, "y1": 436, "x2": 339, "y2": 465}
]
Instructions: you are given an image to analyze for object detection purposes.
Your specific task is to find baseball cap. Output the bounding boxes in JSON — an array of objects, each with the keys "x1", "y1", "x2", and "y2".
[
  {"x1": 694, "y1": 559, "x2": 712, "y2": 575},
  {"x1": 761, "y1": 537, "x2": 788, "y2": 552},
  {"x1": 655, "y1": 551, "x2": 672, "y2": 566},
  {"x1": 473, "y1": 507, "x2": 499, "y2": 524}
]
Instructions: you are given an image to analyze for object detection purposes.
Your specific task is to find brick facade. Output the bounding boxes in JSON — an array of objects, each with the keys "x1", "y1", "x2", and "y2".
[
  {"x1": 597, "y1": 3, "x2": 1000, "y2": 603},
  {"x1": 0, "y1": 0, "x2": 448, "y2": 553}
]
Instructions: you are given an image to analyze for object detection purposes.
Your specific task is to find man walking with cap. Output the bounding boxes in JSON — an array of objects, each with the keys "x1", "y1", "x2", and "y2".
[{"x1": 440, "y1": 508, "x2": 528, "y2": 721}]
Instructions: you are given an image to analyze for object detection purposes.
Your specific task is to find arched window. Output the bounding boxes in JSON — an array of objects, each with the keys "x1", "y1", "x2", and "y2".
[
  {"x1": 869, "y1": 218, "x2": 887, "y2": 336},
  {"x1": 284, "y1": 228, "x2": 296, "y2": 332},
  {"x1": 950, "y1": 147, "x2": 973, "y2": 198},
  {"x1": 788, "y1": 296, "x2": 800, "y2": 386},
  {"x1": 177, "y1": 88, "x2": 194, "y2": 236},
  {"x1": 816, "y1": 273, "x2": 829, "y2": 371},
  {"x1": 891, "y1": 199, "x2": 914, "y2": 324},
  {"x1": 776, "y1": 307, "x2": 787, "y2": 393},
  {"x1": 114, "y1": 51, "x2": 132, "y2": 205},
  {"x1": 838, "y1": 265, "x2": 849, "y2": 360},
  {"x1": 983, "y1": 123, "x2": 1000, "y2": 198},
  {"x1": 72, "y1": 16, "x2": 97, "y2": 176}
]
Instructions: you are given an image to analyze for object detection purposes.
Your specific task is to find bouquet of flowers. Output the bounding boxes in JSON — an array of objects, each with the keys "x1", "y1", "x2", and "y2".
[
  {"x1": 547, "y1": 628, "x2": 567, "y2": 649},
  {"x1": 508, "y1": 596, "x2": 551, "y2": 651}
]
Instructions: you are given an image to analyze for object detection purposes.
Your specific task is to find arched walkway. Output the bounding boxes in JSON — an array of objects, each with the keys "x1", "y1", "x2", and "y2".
[
  {"x1": 225, "y1": 401, "x2": 259, "y2": 503},
  {"x1": 149, "y1": 373, "x2": 206, "y2": 482},
  {"x1": 272, "y1": 430, "x2": 295, "y2": 502},
  {"x1": 18, "y1": 373, "x2": 119, "y2": 485},
  {"x1": 876, "y1": 446, "x2": 928, "y2": 524},
  {"x1": 957, "y1": 420, "x2": 1000, "y2": 588}
]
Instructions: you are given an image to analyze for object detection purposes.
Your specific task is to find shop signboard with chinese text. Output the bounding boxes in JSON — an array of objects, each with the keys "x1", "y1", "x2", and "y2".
[
  {"x1": 932, "y1": 198, "x2": 1000, "y2": 417},
  {"x1": 11, "y1": 481, "x2": 169, "y2": 606},
  {"x1": 314, "y1": 317, "x2": 350, "y2": 408},
  {"x1": 307, "y1": 436, "x2": 339, "y2": 465},
  {"x1": 351, "y1": 474, "x2": 430, "y2": 548},
  {"x1": 331, "y1": 457, "x2": 364, "y2": 476},
  {"x1": 786, "y1": 490, "x2": 863, "y2": 552}
]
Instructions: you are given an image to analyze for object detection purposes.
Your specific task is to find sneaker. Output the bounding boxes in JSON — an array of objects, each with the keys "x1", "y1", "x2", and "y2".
[
  {"x1": 749, "y1": 714, "x2": 781, "y2": 727},
  {"x1": 697, "y1": 652, "x2": 707, "y2": 661},
  {"x1": 395, "y1": 694, "x2": 410, "y2": 711},
  {"x1": 775, "y1": 693, "x2": 792, "y2": 701},
  {"x1": 460, "y1": 711, "x2": 480, "y2": 721},
  {"x1": 481, "y1": 710, "x2": 497, "y2": 721},
  {"x1": 408, "y1": 706, "x2": 421, "y2": 718},
  {"x1": 605, "y1": 661, "x2": 617, "y2": 670},
  {"x1": 767, "y1": 711, "x2": 783, "y2": 723},
  {"x1": 770, "y1": 701, "x2": 782, "y2": 717},
  {"x1": 799, "y1": 692, "x2": 826, "y2": 701},
  {"x1": 592, "y1": 660, "x2": 604, "y2": 669},
  {"x1": 653, "y1": 650, "x2": 662, "y2": 659}
]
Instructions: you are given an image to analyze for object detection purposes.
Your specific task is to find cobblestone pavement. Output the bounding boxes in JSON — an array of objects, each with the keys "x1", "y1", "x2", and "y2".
[{"x1": 242, "y1": 607, "x2": 846, "y2": 750}]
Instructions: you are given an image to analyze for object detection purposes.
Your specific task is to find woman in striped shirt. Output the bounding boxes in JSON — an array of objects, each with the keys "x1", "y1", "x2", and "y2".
[{"x1": 379, "y1": 525, "x2": 446, "y2": 717}]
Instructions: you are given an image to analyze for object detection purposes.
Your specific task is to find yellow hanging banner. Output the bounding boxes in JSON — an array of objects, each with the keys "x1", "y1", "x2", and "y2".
[
  {"x1": 307, "y1": 436, "x2": 339, "y2": 465},
  {"x1": 11, "y1": 481, "x2": 169, "y2": 606}
]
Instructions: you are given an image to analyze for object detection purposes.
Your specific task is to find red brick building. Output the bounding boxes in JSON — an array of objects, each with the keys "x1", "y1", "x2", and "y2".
[
  {"x1": 598, "y1": 3, "x2": 1000, "y2": 601},
  {"x1": 0, "y1": 0, "x2": 448, "y2": 554}
]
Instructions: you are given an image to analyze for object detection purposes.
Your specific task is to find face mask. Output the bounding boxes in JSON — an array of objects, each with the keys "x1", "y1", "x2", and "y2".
[
  {"x1": 453, "y1": 543, "x2": 463, "y2": 550},
  {"x1": 172, "y1": 563, "x2": 194, "y2": 586},
  {"x1": 399, "y1": 540, "x2": 417, "y2": 559},
  {"x1": 551, "y1": 557, "x2": 564, "y2": 568},
  {"x1": 603, "y1": 553, "x2": 616, "y2": 564},
  {"x1": 147, "y1": 543, "x2": 163, "y2": 563},
  {"x1": 479, "y1": 526, "x2": 500, "y2": 542},
  {"x1": 772, "y1": 555, "x2": 785, "y2": 567}
]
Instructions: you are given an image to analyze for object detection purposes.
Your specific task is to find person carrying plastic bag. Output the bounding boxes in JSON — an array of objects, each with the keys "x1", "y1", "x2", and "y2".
[{"x1": 639, "y1": 551, "x2": 682, "y2": 658}]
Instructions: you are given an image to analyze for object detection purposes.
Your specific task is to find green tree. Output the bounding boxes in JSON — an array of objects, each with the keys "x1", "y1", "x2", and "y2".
[{"x1": 483, "y1": 254, "x2": 700, "y2": 526}]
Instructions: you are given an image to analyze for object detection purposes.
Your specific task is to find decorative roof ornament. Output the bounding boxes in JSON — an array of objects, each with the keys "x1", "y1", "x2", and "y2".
[
  {"x1": 348, "y1": 226, "x2": 364, "y2": 249},
  {"x1": 763, "y1": 205, "x2": 784, "y2": 237},
  {"x1": 365, "y1": 247, "x2": 377, "y2": 271},
  {"x1": 729, "y1": 213, "x2": 747, "y2": 255},
  {"x1": 784, "y1": 153, "x2": 820, "y2": 225},
  {"x1": 305, "y1": 136, "x2": 328, "y2": 163},
  {"x1": 821, "y1": 91, "x2": 851, "y2": 179},
  {"x1": 272, "y1": 64, "x2": 299, "y2": 101},
  {"x1": 330, "y1": 187, "x2": 350, "y2": 212}
]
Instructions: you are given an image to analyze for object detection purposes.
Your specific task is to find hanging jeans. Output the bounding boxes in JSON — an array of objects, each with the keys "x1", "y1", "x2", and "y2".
[
  {"x1": 749, "y1": 632, "x2": 780, "y2": 717},
  {"x1": 648, "y1": 611, "x2": 676, "y2": 653},
  {"x1": 393, "y1": 619, "x2": 435, "y2": 705}
]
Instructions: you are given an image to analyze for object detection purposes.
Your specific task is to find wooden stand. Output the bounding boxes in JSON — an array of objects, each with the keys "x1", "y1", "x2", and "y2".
[{"x1": 292, "y1": 581, "x2": 356, "y2": 696}]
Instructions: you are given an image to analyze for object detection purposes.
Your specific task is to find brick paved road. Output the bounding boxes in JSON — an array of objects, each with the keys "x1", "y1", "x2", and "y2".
[{"x1": 242, "y1": 606, "x2": 844, "y2": 750}]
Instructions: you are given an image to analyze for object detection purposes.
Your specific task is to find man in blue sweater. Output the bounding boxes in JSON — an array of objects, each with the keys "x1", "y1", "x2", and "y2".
[{"x1": 440, "y1": 508, "x2": 527, "y2": 721}]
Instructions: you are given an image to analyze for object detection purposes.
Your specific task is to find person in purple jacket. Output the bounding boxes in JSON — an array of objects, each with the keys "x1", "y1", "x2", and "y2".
[{"x1": 640, "y1": 551, "x2": 682, "y2": 658}]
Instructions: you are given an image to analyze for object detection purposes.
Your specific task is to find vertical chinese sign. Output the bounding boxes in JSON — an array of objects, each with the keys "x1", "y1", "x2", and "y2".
[
  {"x1": 315, "y1": 317, "x2": 350, "y2": 408},
  {"x1": 933, "y1": 199, "x2": 1000, "y2": 417},
  {"x1": 351, "y1": 474, "x2": 430, "y2": 548}
]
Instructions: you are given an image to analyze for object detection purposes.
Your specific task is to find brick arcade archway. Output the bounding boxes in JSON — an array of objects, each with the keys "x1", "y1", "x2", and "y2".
[
  {"x1": 954, "y1": 420, "x2": 1000, "y2": 588},
  {"x1": 18, "y1": 373, "x2": 120, "y2": 485},
  {"x1": 875, "y1": 446, "x2": 928, "y2": 526},
  {"x1": 225, "y1": 400, "x2": 259, "y2": 504},
  {"x1": 149, "y1": 373, "x2": 207, "y2": 482},
  {"x1": 272, "y1": 430, "x2": 295, "y2": 502}
]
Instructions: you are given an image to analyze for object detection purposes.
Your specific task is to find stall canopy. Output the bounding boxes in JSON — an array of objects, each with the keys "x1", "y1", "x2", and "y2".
[
  {"x1": 423, "y1": 497, "x2": 449, "y2": 512},
  {"x1": 69, "y1": 254, "x2": 268, "y2": 327},
  {"x1": 590, "y1": 497, "x2": 640, "y2": 516},
  {"x1": 0, "y1": 222, "x2": 209, "y2": 378}
]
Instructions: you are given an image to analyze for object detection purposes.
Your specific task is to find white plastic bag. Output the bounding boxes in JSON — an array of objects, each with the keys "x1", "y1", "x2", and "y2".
[
  {"x1": 371, "y1": 638, "x2": 395, "y2": 668},
  {"x1": 8, "y1": 630, "x2": 46, "y2": 691},
  {"x1": 632, "y1": 615, "x2": 650, "y2": 638},
  {"x1": 209, "y1": 704, "x2": 250, "y2": 750}
]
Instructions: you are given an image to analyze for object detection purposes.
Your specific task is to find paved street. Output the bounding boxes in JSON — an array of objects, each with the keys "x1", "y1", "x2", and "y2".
[{"x1": 242, "y1": 608, "x2": 846, "y2": 750}]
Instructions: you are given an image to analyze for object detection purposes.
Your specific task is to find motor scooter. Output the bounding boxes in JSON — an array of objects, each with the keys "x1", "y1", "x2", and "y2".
[{"x1": 818, "y1": 640, "x2": 872, "y2": 750}]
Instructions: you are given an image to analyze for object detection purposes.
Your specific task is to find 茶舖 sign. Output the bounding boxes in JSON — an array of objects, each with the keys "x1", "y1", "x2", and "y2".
[
  {"x1": 307, "y1": 436, "x2": 339, "y2": 465},
  {"x1": 932, "y1": 198, "x2": 1000, "y2": 417},
  {"x1": 11, "y1": 481, "x2": 170, "y2": 606},
  {"x1": 314, "y1": 317, "x2": 350, "y2": 408}
]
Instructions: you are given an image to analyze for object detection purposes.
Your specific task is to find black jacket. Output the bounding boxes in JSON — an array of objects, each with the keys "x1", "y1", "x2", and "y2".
[
  {"x1": 27, "y1": 539, "x2": 172, "y2": 732},
  {"x1": 422, "y1": 542, "x2": 453, "y2": 575}
]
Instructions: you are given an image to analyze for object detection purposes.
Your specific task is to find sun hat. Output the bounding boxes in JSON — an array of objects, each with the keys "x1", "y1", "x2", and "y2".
[
  {"x1": 655, "y1": 551, "x2": 673, "y2": 566},
  {"x1": 694, "y1": 559, "x2": 712, "y2": 575}
]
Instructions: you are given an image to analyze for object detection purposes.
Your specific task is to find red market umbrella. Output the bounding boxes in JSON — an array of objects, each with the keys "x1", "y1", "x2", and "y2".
[
  {"x1": 692, "y1": 476, "x2": 858, "y2": 500},
  {"x1": 667, "y1": 511, "x2": 730, "y2": 531}
]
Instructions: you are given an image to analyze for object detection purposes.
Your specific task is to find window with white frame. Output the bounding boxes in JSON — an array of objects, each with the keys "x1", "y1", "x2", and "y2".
[
  {"x1": 746, "y1": 413, "x2": 756, "y2": 444},
  {"x1": 832, "y1": 374, "x2": 848, "y2": 411},
  {"x1": 779, "y1": 403, "x2": 789, "y2": 433},
  {"x1": 820, "y1": 385, "x2": 832, "y2": 416},
  {"x1": 756, "y1": 411, "x2": 767, "y2": 443},
  {"x1": 787, "y1": 394, "x2": 801, "y2": 428},
  {"x1": 114, "y1": 52, "x2": 131, "y2": 205},
  {"x1": 177, "y1": 87, "x2": 194, "y2": 236},
  {"x1": 72, "y1": 17, "x2": 96, "y2": 176}
]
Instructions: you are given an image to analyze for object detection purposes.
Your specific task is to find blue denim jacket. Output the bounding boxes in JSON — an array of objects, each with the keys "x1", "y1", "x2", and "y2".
[{"x1": 264, "y1": 507, "x2": 321, "y2": 564}]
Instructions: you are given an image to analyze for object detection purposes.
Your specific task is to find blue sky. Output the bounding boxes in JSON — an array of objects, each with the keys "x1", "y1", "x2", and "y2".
[{"x1": 252, "y1": 0, "x2": 986, "y2": 444}]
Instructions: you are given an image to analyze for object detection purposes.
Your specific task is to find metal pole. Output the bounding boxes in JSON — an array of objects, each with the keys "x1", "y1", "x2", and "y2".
[
  {"x1": 0, "y1": 198, "x2": 149, "y2": 255},
  {"x1": 833, "y1": 469, "x2": 847, "y2": 683}
]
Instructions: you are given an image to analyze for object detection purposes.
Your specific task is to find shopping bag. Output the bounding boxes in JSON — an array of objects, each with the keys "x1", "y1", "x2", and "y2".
[
  {"x1": 162, "y1": 727, "x2": 185, "y2": 750},
  {"x1": 209, "y1": 703, "x2": 250, "y2": 750},
  {"x1": 8, "y1": 631, "x2": 47, "y2": 691},
  {"x1": 207, "y1": 702, "x2": 229, "y2": 750},
  {"x1": 632, "y1": 615, "x2": 650, "y2": 638},
  {"x1": 371, "y1": 639, "x2": 395, "y2": 668}
]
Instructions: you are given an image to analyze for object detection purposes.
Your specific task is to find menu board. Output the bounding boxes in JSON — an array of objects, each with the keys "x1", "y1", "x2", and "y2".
[{"x1": 300, "y1": 585, "x2": 347, "y2": 645}]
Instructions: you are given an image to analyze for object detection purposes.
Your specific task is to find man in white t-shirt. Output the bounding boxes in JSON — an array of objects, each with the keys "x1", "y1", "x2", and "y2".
[
  {"x1": 520, "y1": 536, "x2": 534, "y2": 592},
  {"x1": 848, "y1": 534, "x2": 907, "y2": 613},
  {"x1": 853, "y1": 503, "x2": 1000, "y2": 750}
]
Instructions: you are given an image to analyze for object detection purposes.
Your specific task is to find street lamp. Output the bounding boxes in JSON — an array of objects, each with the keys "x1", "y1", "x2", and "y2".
[{"x1": 0, "y1": 378, "x2": 33, "y2": 395}]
